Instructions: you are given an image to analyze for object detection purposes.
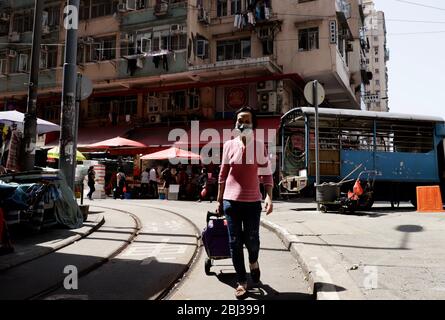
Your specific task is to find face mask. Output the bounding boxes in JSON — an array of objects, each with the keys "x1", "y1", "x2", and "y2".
[{"x1": 236, "y1": 123, "x2": 253, "y2": 135}]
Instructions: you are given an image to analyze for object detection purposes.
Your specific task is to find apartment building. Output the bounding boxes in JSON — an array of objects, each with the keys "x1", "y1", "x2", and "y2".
[
  {"x1": 0, "y1": 0, "x2": 370, "y2": 146},
  {"x1": 363, "y1": 0, "x2": 389, "y2": 112}
]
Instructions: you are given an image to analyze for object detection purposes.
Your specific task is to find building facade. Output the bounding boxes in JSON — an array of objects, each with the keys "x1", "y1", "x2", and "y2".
[
  {"x1": 0, "y1": 0, "x2": 372, "y2": 146},
  {"x1": 363, "y1": 0, "x2": 389, "y2": 112}
]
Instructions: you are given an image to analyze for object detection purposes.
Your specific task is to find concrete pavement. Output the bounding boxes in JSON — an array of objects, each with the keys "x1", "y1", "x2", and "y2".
[
  {"x1": 139, "y1": 199, "x2": 445, "y2": 300},
  {"x1": 0, "y1": 211, "x2": 104, "y2": 272}
]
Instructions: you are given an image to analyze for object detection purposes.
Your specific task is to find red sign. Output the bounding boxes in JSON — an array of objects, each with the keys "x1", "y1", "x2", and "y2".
[{"x1": 226, "y1": 87, "x2": 248, "y2": 110}]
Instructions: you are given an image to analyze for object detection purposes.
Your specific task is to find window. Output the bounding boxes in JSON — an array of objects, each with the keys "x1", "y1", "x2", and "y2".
[
  {"x1": 375, "y1": 57, "x2": 379, "y2": 63},
  {"x1": 171, "y1": 34, "x2": 187, "y2": 51},
  {"x1": 262, "y1": 39, "x2": 273, "y2": 55},
  {"x1": 196, "y1": 37, "x2": 209, "y2": 59},
  {"x1": 374, "y1": 36, "x2": 378, "y2": 42},
  {"x1": 172, "y1": 91, "x2": 186, "y2": 112},
  {"x1": 46, "y1": 6, "x2": 60, "y2": 26},
  {"x1": 80, "y1": 0, "x2": 119, "y2": 20},
  {"x1": 231, "y1": 0, "x2": 241, "y2": 15},
  {"x1": 12, "y1": 10, "x2": 34, "y2": 33},
  {"x1": 375, "y1": 80, "x2": 380, "y2": 86},
  {"x1": 375, "y1": 68, "x2": 379, "y2": 74},
  {"x1": 0, "y1": 58, "x2": 7, "y2": 75},
  {"x1": 298, "y1": 27, "x2": 319, "y2": 51},
  {"x1": 40, "y1": 46, "x2": 58, "y2": 69},
  {"x1": 43, "y1": 103, "x2": 60, "y2": 122},
  {"x1": 374, "y1": 46, "x2": 378, "y2": 55},
  {"x1": 117, "y1": 97, "x2": 137, "y2": 115},
  {"x1": 78, "y1": 36, "x2": 116, "y2": 63},
  {"x1": 0, "y1": 22, "x2": 8, "y2": 37},
  {"x1": 217, "y1": 0, "x2": 228, "y2": 17},
  {"x1": 216, "y1": 38, "x2": 251, "y2": 61}
]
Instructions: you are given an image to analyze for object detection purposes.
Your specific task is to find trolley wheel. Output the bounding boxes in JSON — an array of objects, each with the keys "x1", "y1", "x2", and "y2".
[
  {"x1": 338, "y1": 207, "x2": 346, "y2": 215},
  {"x1": 320, "y1": 205, "x2": 328, "y2": 213},
  {"x1": 204, "y1": 257, "x2": 212, "y2": 275}
]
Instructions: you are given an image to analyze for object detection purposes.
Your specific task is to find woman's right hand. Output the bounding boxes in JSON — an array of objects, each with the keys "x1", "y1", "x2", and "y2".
[{"x1": 216, "y1": 200, "x2": 224, "y2": 216}]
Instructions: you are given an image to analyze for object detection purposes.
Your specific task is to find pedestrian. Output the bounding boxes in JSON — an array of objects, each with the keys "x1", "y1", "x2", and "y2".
[
  {"x1": 216, "y1": 106, "x2": 274, "y2": 299},
  {"x1": 149, "y1": 166, "x2": 159, "y2": 198},
  {"x1": 115, "y1": 167, "x2": 126, "y2": 199},
  {"x1": 198, "y1": 167, "x2": 208, "y2": 202},
  {"x1": 87, "y1": 166, "x2": 96, "y2": 200},
  {"x1": 141, "y1": 167, "x2": 150, "y2": 198}
]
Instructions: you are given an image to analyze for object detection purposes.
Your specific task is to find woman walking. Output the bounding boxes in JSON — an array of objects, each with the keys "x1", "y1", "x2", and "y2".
[
  {"x1": 216, "y1": 106, "x2": 274, "y2": 299},
  {"x1": 87, "y1": 166, "x2": 96, "y2": 200}
]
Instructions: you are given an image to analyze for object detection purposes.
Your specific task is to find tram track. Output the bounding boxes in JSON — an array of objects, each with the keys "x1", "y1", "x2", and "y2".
[{"x1": 1, "y1": 202, "x2": 202, "y2": 300}]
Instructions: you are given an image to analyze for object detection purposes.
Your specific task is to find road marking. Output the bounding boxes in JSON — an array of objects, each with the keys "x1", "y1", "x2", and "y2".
[
  {"x1": 310, "y1": 257, "x2": 340, "y2": 300},
  {"x1": 140, "y1": 238, "x2": 170, "y2": 265}
]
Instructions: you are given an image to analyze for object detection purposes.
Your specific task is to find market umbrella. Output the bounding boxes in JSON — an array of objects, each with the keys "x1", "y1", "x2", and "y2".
[
  {"x1": 83, "y1": 136, "x2": 147, "y2": 149},
  {"x1": 141, "y1": 147, "x2": 201, "y2": 160},
  {"x1": 47, "y1": 146, "x2": 87, "y2": 161},
  {"x1": 0, "y1": 110, "x2": 60, "y2": 134}
]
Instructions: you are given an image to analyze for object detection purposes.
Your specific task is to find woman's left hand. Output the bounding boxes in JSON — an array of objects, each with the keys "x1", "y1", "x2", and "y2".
[{"x1": 264, "y1": 197, "x2": 273, "y2": 215}]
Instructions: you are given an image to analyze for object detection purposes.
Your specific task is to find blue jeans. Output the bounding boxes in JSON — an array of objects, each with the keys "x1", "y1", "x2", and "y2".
[{"x1": 223, "y1": 200, "x2": 262, "y2": 283}]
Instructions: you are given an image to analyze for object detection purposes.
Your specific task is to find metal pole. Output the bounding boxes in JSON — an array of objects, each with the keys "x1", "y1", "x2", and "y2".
[
  {"x1": 313, "y1": 80, "x2": 320, "y2": 211},
  {"x1": 59, "y1": 0, "x2": 80, "y2": 191},
  {"x1": 22, "y1": 0, "x2": 44, "y2": 171}
]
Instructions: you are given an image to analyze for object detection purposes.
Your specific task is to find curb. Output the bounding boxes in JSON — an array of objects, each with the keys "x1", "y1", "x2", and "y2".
[
  {"x1": 0, "y1": 213, "x2": 105, "y2": 272},
  {"x1": 260, "y1": 218, "x2": 365, "y2": 300}
]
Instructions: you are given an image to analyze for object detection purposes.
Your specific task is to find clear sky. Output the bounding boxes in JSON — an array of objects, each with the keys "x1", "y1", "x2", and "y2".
[{"x1": 373, "y1": 0, "x2": 445, "y2": 118}]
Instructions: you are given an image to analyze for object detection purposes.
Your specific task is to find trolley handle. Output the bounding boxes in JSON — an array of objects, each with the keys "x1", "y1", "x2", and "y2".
[{"x1": 206, "y1": 211, "x2": 225, "y2": 222}]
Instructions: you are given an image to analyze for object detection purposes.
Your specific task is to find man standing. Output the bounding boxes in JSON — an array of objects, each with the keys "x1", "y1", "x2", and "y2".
[
  {"x1": 87, "y1": 166, "x2": 96, "y2": 200},
  {"x1": 149, "y1": 166, "x2": 158, "y2": 199}
]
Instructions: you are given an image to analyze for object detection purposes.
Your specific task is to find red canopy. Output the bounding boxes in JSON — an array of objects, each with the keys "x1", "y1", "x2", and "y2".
[
  {"x1": 141, "y1": 147, "x2": 201, "y2": 160},
  {"x1": 83, "y1": 136, "x2": 147, "y2": 149}
]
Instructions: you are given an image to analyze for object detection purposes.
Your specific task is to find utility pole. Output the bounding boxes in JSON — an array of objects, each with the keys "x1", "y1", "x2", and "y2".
[
  {"x1": 313, "y1": 80, "x2": 320, "y2": 212},
  {"x1": 59, "y1": 0, "x2": 80, "y2": 190},
  {"x1": 22, "y1": 0, "x2": 44, "y2": 171}
]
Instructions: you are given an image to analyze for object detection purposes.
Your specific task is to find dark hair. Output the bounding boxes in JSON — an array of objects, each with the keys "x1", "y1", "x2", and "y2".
[{"x1": 234, "y1": 106, "x2": 258, "y2": 129}]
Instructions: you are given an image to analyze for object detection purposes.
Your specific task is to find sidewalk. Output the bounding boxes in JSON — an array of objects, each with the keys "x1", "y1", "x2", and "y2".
[
  {"x1": 0, "y1": 211, "x2": 104, "y2": 272},
  {"x1": 262, "y1": 201, "x2": 445, "y2": 300}
]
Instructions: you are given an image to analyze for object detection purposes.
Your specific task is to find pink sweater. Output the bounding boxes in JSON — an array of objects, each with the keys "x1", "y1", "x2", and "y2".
[{"x1": 218, "y1": 137, "x2": 274, "y2": 202}]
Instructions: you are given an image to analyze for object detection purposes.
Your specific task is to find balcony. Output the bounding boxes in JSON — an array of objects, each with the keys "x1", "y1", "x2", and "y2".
[
  {"x1": 117, "y1": 49, "x2": 188, "y2": 79},
  {"x1": 189, "y1": 57, "x2": 282, "y2": 74},
  {"x1": 120, "y1": 2, "x2": 187, "y2": 27}
]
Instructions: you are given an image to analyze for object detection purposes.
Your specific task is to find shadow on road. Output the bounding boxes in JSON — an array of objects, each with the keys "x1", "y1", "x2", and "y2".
[{"x1": 214, "y1": 272, "x2": 313, "y2": 300}]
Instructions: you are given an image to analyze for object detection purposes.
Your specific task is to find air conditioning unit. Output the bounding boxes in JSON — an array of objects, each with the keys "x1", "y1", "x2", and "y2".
[
  {"x1": 148, "y1": 114, "x2": 161, "y2": 124},
  {"x1": 8, "y1": 32, "x2": 20, "y2": 43},
  {"x1": 257, "y1": 80, "x2": 275, "y2": 92},
  {"x1": 154, "y1": 1, "x2": 169, "y2": 16},
  {"x1": 198, "y1": 8, "x2": 210, "y2": 24},
  {"x1": 118, "y1": 3, "x2": 127, "y2": 12},
  {"x1": 120, "y1": 32, "x2": 129, "y2": 42},
  {"x1": 0, "y1": 12, "x2": 10, "y2": 22},
  {"x1": 257, "y1": 92, "x2": 277, "y2": 113},
  {"x1": 8, "y1": 49, "x2": 17, "y2": 58},
  {"x1": 268, "y1": 92, "x2": 277, "y2": 113},
  {"x1": 42, "y1": 25, "x2": 50, "y2": 35},
  {"x1": 170, "y1": 24, "x2": 184, "y2": 34}
]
